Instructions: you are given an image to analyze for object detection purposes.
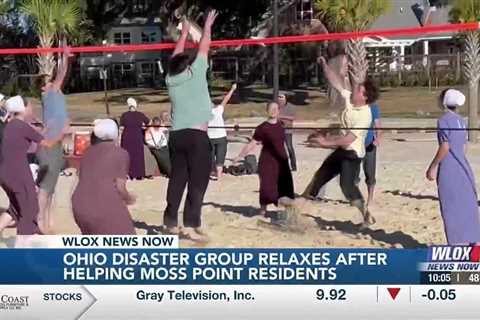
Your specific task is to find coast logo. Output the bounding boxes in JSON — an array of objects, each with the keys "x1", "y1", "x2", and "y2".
[
  {"x1": 0, "y1": 294, "x2": 30, "y2": 310},
  {"x1": 429, "y1": 246, "x2": 480, "y2": 262}
]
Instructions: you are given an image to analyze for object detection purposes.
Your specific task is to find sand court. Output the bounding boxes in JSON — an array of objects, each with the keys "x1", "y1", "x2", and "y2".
[{"x1": 0, "y1": 131, "x2": 477, "y2": 248}]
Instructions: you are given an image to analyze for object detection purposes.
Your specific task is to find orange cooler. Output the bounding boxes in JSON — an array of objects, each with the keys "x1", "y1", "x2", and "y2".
[{"x1": 73, "y1": 132, "x2": 91, "y2": 156}]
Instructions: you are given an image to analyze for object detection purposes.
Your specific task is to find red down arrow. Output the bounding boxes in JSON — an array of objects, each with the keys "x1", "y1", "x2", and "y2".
[{"x1": 387, "y1": 288, "x2": 401, "y2": 300}]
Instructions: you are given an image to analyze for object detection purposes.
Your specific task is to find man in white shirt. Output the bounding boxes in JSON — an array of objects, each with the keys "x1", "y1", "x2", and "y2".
[{"x1": 304, "y1": 56, "x2": 379, "y2": 227}]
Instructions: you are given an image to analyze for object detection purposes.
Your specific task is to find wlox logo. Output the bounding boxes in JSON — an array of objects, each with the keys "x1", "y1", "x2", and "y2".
[
  {"x1": 429, "y1": 246, "x2": 480, "y2": 262},
  {"x1": 0, "y1": 294, "x2": 30, "y2": 311}
]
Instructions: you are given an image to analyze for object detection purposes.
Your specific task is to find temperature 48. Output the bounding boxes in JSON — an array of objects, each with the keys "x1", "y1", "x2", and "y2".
[{"x1": 316, "y1": 288, "x2": 347, "y2": 301}]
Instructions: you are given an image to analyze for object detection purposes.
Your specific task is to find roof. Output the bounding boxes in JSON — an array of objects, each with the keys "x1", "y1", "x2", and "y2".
[{"x1": 368, "y1": 0, "x2": 453, "y2": 40}]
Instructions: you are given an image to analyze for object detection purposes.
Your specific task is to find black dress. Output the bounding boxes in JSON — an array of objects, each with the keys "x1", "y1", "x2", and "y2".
[{"x1": 253, "y1": 121, "x2": 294, "y2": 206}]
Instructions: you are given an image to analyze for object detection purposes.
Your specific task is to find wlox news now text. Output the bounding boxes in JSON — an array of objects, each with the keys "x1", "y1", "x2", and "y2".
[{"x1": 422, "y1": 246, "x2": 480, "y2": 272}]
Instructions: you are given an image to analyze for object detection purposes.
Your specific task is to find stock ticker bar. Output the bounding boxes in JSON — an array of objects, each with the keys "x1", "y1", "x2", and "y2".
[
  {"x1": 0, "y1": 240, "x2": 479, "y2": 319},
  {"x1": 1, "y1": 285, "x2": 480, "y2": 319}
]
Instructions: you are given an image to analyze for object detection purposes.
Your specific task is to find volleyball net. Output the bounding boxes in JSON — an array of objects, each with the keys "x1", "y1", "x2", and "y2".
[{"x1": 0, "y1": 22, "x2": 478, "y2": 131}]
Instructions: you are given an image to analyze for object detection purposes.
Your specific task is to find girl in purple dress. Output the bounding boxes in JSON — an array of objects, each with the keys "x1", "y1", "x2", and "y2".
[
  {"x1": 0, "y1": 96, "x2": 63, "y2": 239},
  {"x1": 72, "y1": 119, "x2": 136, "y2": 235},
  {"x1": 235, "y1": 102, "x2": 295, "y2": 216},
  {"x1": 426, "y1": 89, "x2": 480, "y2": 244},
  {"x1": 120, "y1": 98, "x2": 149, "y2": 180}
]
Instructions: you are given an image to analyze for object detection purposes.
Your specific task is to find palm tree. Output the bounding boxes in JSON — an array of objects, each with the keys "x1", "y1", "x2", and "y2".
[
  {"x1": 20, "y1": 0, "x2": 81, "y2": 80},
  {"x1": 314, "y1": 0, "x2": 391, "y2": 85},
  {"x1": 450, "y1": 0, "x2": 480, "y2": 143},
  {"x1": 0, "y1": 1, "x2": 9, "y2": 14}
]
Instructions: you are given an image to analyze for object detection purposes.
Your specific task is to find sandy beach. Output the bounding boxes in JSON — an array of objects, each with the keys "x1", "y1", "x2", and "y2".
[{"x1": 1, "y1": 128, "x2": 479, "y2": 249}]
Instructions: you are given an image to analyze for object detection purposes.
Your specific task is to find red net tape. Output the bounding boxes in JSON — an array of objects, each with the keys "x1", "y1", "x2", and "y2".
[{"x1": 0, "y1": 22, "x2": 477, "y2": 55}]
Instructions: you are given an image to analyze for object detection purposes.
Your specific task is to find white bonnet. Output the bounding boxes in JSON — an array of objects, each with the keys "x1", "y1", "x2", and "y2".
[
  {"x1": 443, "y1": 89, "x2": 465, "y2": 108},
  {"x1": 5, "y1": 96, "x2": 25, "y2": 113},
  {"x1": 127, "y1": 97, "x2": 137, "y2": 110},
  {"x1": 93, "y1": 119, "x2": 119, "y2": 141}
]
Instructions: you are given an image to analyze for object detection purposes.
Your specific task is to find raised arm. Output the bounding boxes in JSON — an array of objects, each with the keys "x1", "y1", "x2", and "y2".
[
  {"x1": 173, "y1": 19, "x2": 190, "y2": 57},
  {"x1": 52, "y1": 45, "x2": 73, "y2": 90},
  {"x1": 221, "y1": 83, "x2": 237, "y2": 107},
  {"x1": 318, "y1": 56, "x2": 346, "y2": 93},
  {"x1": 198, "y1": 10, "x2": 218, "y2": 57}
]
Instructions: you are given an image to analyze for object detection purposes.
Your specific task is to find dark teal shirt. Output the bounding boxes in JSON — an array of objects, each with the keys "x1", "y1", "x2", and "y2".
[{"x1": 166, "y1": 55, "x2": 213, "y2": 131}]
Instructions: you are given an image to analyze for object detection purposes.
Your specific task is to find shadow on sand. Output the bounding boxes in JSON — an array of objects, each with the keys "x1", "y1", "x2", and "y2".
[
  {"x1": 204, "y1": 202, "x2": 260, "y2": 218},
  {"x1": 383, "y1": 190, "x2": 438, "y2": 201},
  {"x1": 306, "y1": 214, "x2": 427, "y2": 248},
  {"x1": 133, "y1": 220, "x2": 162, "y2": 235}
]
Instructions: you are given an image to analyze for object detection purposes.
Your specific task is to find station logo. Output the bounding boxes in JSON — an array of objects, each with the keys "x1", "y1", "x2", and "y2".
[
  {"x1": 419, "y1": 246, "x2": 480, "y2": 273},
  {"x1": 429, "y1": 246, "x2": 480, "y2": 262},
  {"x1": 0, "y1": 294, "x2": 30, "y2": 311}
]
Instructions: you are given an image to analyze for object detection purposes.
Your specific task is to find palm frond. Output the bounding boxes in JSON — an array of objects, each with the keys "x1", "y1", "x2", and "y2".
[
  {"x1": 20, "y1": 0, "x2": 81, "y2": 77},
  {"x1": 314, "y1": 0, "x2": 391, "y2": 32},
  {"x1": 449, "y1": 0, "x2": 480, "y2": 23}
]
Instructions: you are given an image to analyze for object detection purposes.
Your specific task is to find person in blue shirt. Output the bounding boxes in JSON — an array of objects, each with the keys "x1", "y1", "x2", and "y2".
[{"x1": 360, "y1": 103, "x2": 382, "y2": 207}]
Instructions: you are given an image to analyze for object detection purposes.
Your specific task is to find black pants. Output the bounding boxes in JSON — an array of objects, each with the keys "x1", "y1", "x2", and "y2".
[
  {"x1": 362, "y1": 144, "x2": 377, "y2": 187},
  {"x1": 164, "y1": 129, "x2": 212, "y2": 228},
  {"x1": 304, "y1": 148, "x2": 364, "y2": 204},
  {"x1": 285, "y1": 133, "x2": 297, "y2": 171},
  {"x1": 150, "y1": 147, "x2": 172, "y2": 177},
  {"x1": 210, "y1": 137, "x2": 228, "y2": 168}
]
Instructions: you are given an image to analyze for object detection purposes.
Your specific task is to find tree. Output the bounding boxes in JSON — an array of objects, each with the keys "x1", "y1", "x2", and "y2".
[
  {"x1": 20, "y1": 0, "x2": 81, "y2": 79},
  {"x1": 77, "y1": 0, "x2": 129, "y2": 43},
  {"x1": 0, "y1": 0, "x2": 9, "y2": 14},
  {"x1": 314, "y1": 0, "x2": 391, "y2": 85},
  {"x1": 450, "y1": 0, "x2": 480, "y2": 143}
]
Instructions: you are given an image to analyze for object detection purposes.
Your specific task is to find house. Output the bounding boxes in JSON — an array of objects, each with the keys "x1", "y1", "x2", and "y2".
[
  {"x1": 78, "y1": 5, "x2": 164, "y2": 91},
  {"x1": 364, "y1": 0, "x2": 458, "y2": 72}
]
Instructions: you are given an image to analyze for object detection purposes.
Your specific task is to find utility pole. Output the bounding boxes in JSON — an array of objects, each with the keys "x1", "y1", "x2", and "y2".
[
  {"x1": 102, "y1": 40, "x2": 110, "y2": 116},
  {"x1": 272, "y1": 0, "x2": 279, "y2": 99}
]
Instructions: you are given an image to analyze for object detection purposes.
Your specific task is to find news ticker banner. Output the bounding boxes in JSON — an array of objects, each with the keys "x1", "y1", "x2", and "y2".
[
  {"x1": 0, "y1": 236, "x2": 480, "y2": 319},
  {"x1": 1, "y1": 285, "x2": 480, "y2": 319},
  {"x1": 1, "y1": 236, "x2": 480, "y2": 285}
]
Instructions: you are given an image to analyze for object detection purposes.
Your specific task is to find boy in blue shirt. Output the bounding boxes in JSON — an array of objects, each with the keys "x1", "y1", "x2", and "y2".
[{"x1": 361, "y1": 103, "x2": 382, "y2": 207}]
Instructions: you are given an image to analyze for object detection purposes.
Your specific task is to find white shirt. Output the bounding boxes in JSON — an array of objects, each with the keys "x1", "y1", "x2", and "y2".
[
  {"x1": 208, "y1": 105, "x2": 227, "y2": 139},
  {"x1": 145, "y1": 128, "x2": 168, "y2": 148},
  {"x1": 340, "y1": 90, "x2": 372, "y2": 158}
]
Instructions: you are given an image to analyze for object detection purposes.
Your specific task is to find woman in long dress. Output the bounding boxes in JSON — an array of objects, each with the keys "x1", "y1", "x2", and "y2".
[
  {"x1": 235, "y1": 102, "x2": 294, "y2": 216},
  {"x1": 72, "y1": 119, "x2": 136, "y2": 235},
  {"x1": 426, "y1": 89, "x2": 480, "y2": 244},
  {"x1": 120, "y1": 97, "x2": 149, "y2": 180},
  {"x1": 0, "y1": 96, "x2": 62, "y2": 238}
]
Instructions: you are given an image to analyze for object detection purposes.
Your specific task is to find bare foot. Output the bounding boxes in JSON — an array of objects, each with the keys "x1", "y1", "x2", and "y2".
[
  {"x1": 165, "y1": 226, "x2": 180, "y2": 235},
  {"x1": 278, "y1": 197, "x2": 294, "y2": 207},
  {"x1": 181, "y1": 227, "x2": 209, "y2": 243},
  {"x1": 37, "y1": 220, "x2": 49, "y2": 235},
  {"x1": 194, "y1": 227, "x2": 208, "y2": 236},
  {"x1": 360, "y1": 209, "x2": 376, "y2": 229}
]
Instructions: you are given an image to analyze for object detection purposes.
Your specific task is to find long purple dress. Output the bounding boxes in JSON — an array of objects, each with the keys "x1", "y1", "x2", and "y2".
[
  {"x1": 253, "y1": 121, "x2": 294, "y2": 206},
  {"x1": 437, "y1": 111, "x2": 480, "y2": 244},
  {"x1": 72, "y1": 142, "x2": 135, "y2": 234},
  {"x1": 0, "y1": 119, "x2": 43, "y2": 235},
  {"x1": 120, "y1": 111, "x2": 149, "y2": 179}
]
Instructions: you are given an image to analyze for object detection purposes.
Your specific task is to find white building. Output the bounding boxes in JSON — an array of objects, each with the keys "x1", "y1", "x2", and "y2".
[{"x1": 79, "y1": 16, "x2": 164, "y2": 90}]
